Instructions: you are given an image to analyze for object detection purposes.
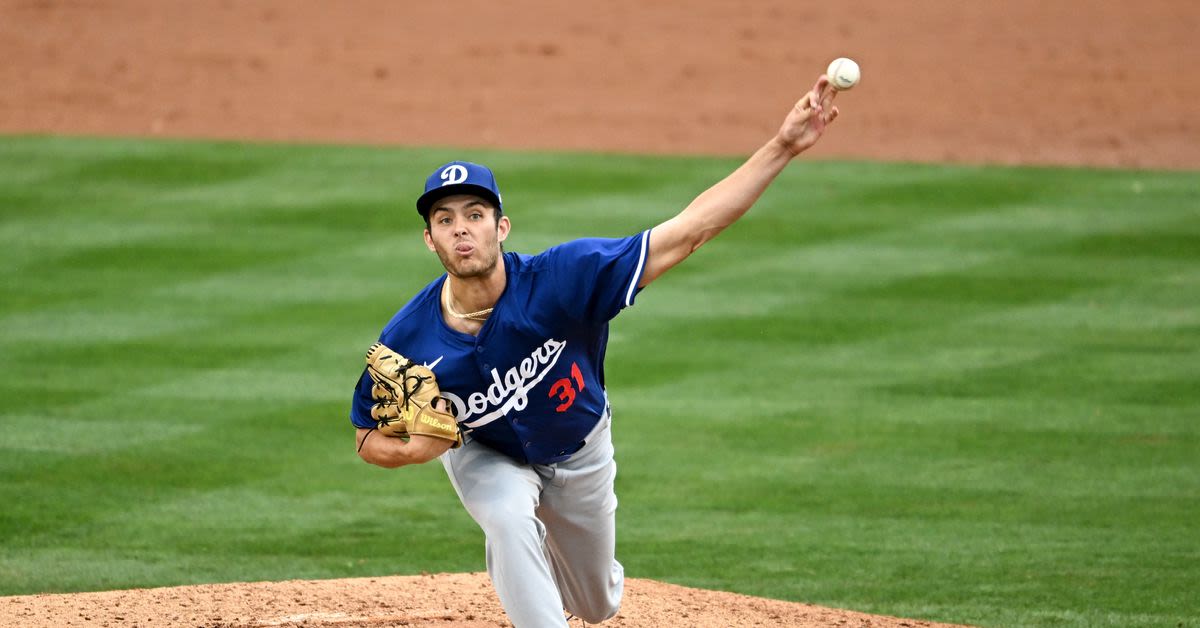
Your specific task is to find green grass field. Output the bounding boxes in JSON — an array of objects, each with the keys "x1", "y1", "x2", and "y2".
[{"x1": 1, "y1": 135, "x2": 1197, "y2": 627}]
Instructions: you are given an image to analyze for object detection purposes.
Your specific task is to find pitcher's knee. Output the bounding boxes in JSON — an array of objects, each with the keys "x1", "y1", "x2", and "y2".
[
  {"x1": 566, "y1": 582, "x2": 622, "y2": 624},
  {"x1": 569, "y1": 598, "x2": 621, "y2": 624}
]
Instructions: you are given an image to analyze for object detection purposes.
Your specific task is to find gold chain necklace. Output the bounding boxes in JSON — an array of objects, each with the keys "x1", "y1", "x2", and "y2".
[{"x1": 443, "y1": 279, "x2": 494, "y2": 321}]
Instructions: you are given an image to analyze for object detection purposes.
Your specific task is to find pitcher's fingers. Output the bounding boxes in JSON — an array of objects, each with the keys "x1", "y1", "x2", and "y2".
[
  {"x1": 827, "y1": 105, "x2": 840, "y2": 124},
  {"x1": 794, "y1": 92, "x2": 814, "y2": 113},
  {"x1": 815, "y1": 75, "x2": 836, "y2": 102},
  {"x1": 814, "y1": 75, "x2": 830, "y2": 94},
  {"x1": 820, "y1": 84, "x2": 838, "y2": 110}
]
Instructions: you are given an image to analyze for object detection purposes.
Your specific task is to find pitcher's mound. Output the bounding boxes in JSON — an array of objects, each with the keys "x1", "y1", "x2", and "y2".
[{"x1": 0, "y1": 572, "x2": 970, "y2": 627}]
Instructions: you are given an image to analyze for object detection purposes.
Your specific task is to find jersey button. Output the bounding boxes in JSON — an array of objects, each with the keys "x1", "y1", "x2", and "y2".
[
  {"x1": 475, "y1": 345, "x2": 484, "y2": 353},
  {"x1": 523, "y1": 442, "x2": 532, "y2": 448}
]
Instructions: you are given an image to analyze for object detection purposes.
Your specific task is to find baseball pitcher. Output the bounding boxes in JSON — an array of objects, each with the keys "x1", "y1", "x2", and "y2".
[{"x1": 350, "y1": 74, "x2": 841, "y2": 626}]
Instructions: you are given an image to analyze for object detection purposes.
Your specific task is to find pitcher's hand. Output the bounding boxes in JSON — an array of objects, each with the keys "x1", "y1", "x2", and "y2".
[{"x1": 774, "y1": 75, "x2": 840, "y2": 156}]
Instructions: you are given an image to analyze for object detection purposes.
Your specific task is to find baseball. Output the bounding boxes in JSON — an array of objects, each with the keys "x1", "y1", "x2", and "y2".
[{"x1": 826, "y1": 57, "x2": 861, "y2": 90}]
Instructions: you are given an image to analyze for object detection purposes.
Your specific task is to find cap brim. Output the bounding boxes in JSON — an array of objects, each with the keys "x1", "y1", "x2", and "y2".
[{"x1": 416, "y1": 184, "x2": 502, "y2": 217}]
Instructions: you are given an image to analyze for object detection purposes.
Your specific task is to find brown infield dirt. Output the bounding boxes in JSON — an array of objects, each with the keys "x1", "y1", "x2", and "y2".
[
  {"x1": 0, "y1": 1, "x2": 1195, "y2": 626},
  {"x1": 2, "y1": 0, "x2": 1198, "y2": 169},
  {"x1": 0, "y1": 573, "x2": 969, "y2": 628}
]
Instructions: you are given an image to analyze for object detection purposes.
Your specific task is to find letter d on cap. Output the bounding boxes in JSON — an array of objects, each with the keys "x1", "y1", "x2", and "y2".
[{"x1": 441, "y1": 165, "x2": 468, "y2": 186}]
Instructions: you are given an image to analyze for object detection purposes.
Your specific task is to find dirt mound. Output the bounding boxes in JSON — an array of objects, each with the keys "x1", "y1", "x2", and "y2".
[{"x1": 0, "y1": 572, "x2": 969, "y2": 627}]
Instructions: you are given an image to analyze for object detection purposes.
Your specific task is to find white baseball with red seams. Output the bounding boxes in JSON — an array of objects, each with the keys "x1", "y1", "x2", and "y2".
[{"x1": 826, "y1": 57, "x2": 861, "y2": 90}]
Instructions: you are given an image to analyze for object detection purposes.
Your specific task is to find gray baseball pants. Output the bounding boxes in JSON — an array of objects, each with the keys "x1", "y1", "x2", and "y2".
[{"x1": 442, "y1": 411, "x2": 624, "y2": 627}]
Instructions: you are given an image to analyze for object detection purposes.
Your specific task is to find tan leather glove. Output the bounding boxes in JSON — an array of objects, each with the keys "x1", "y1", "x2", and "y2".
[{"x1": 364, "y1": 342, "x2": 463, "y2": 448}]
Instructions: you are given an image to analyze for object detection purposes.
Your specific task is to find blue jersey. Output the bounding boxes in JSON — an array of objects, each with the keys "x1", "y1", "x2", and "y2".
[{"x1": 350, "y1": 231, "x2": 650, "y2": 465}]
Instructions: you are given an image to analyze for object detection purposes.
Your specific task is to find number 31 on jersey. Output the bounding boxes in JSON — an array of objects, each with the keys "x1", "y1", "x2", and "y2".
[{"x1": 548, "y1": 362, "x2": 585, "y2": 412}]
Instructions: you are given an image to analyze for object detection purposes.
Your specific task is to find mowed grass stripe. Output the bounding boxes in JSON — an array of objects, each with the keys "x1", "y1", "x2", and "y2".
[{"x1": 1, "y1": 135, "x2": 1198, "y2": 628}]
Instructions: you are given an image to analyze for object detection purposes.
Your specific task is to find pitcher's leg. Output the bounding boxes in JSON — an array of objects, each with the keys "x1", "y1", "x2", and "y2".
[
  {"x1": 442, "y1": 442, "x2": 569, "y2": 628},
  {"x1": 537, "y1": 417, "x2": 624, "y2": 624}
]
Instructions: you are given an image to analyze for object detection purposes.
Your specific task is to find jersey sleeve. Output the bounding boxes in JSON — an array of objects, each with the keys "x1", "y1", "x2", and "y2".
[
  {"x1": 349, "y1": 369, "x2": 377, "y2": 429},
  {"x1": 544, "y1": 230, "x2": 650, "y2": 324}
]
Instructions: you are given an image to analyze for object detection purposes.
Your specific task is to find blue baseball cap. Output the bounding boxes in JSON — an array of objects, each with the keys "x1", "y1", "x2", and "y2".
[{"x1": 416, "y1": 161, "x2": 503, "y2": 218}]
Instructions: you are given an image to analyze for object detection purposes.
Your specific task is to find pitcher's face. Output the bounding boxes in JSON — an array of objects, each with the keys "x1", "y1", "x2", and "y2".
[{"x1": 424, "y1": 194, "x2": 510, "y2": 279}]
